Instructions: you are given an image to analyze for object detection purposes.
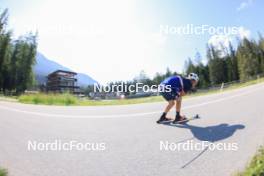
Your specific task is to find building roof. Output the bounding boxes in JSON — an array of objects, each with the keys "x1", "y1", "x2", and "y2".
[{"x1": 48, "y1": 70, "x2": 77, "y2": 77}]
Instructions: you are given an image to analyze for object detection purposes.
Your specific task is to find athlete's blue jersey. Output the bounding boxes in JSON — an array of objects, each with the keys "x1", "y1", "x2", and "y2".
[
  {"x1": 161, "y1": 75, "x2": 193, "y2": 94},
  {"x1": 161, "y1": 76, "x2": 183, "y2": 93}
]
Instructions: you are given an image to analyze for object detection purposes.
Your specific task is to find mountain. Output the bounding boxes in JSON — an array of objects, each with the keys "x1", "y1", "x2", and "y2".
[{"x1": 34, "y1": 52, "x2": 98, "y2": 86}]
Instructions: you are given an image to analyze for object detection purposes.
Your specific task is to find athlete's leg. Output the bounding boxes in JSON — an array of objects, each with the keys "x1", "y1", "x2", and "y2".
[
  {"x1": 164, "y1": 100, "x2": 175, "y2": 113},
  {"x1": 175, "y1": 96, "x2": 182, "y2": 113},
  {"x1": 173, "y1": 96, "x2": 187, "y2": 123},
  {"x1": 157, "y1": 92, "x2": 176, "y2": 123}
]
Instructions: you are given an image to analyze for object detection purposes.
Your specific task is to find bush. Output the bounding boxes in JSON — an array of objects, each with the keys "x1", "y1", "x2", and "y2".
[
  {"x1": 0, "y1": 168, "x2": 8, "y2": 176},
  {"x1": 237, "y1": 146, "x2": 264, "y2": 176}
]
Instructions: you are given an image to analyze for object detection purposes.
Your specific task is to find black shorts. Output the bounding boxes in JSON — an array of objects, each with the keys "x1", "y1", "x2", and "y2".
[{"x1": 161, "y1": 92, "x2": 178, "y2": 101}]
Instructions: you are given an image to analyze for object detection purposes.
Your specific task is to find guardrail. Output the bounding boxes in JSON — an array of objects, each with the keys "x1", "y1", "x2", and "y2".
[{"x1": 196, "y1": 73, "x2": 264, "y2": 93}]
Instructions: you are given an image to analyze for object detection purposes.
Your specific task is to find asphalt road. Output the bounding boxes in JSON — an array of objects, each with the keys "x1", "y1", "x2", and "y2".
[{"x1": 0, "y1": 83, "x2": 264, "y2": 176}]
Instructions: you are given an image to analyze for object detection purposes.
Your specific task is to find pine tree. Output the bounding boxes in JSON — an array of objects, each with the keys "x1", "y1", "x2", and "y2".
[
  {"x1": 165, "y1": 67, "x2": 172, "y2": 77},
  {"x1": 258, "y1": 34, "x2": 264, "y2": 73},
  {"x1": 0, "y1": 9, "x2": 8, "y2": 34},
  {"x1": 184, "y1": 54, "x2": 210, "y2": 88},
  {"x1": 237, "y1": 38, "x2": 261, "y2": 80},
  {"x1": 15, "y1": 34, "x2": 37, "y2": 94},
  {"x1": 0, "y1": 32, "x2": 11, "y2": 91},
  {"x1": 0, "y1": 9, "x2": 10, "y2": 91},
  {"x1": 207, "y1": 45, "x2": 228, "y2": 84},
  {"x1": 229, "y1": 42, "x2": 239, "y2": 81}
]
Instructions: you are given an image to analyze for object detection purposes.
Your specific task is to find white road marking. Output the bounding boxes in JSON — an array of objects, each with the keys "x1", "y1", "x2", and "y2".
[{"x1": 0, "y1": 85, "x2": 263, "y2": 119}]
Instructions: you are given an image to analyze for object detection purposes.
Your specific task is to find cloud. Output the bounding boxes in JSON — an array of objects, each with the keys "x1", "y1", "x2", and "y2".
[
  {"x1": 208, "y1": 35, "x2": 233, "y2": 57},
  {"x1": 8, "y1": 0, "x2": 170, "y2": 84},
  {"x1": 208, "y1": 35, "x2": 233, "y2": 49},
  {"x1": 208, "y1": 27, "x2": 251, "y2": 48},
  {"x1": 238, "y1": 27, "x2": 251, "y2": 39},
  {"x1": 237, "y1": 0, "x2": 253, "y2": 11},
  {"x1": 208, "y1": 27, "x2": 251, "y2": 56}
]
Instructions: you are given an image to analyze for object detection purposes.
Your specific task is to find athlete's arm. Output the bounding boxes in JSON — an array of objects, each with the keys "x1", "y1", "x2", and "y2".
[{"x1": 179, "y1": 90, "x2": 186, "y2": 96}]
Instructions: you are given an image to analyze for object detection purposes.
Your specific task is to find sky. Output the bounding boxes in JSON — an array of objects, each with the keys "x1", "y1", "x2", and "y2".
[{"x1": 1, "y1": 0, "x2": 264, "y2": 84}]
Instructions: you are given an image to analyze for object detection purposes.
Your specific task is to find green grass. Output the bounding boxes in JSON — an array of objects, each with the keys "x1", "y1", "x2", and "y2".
[
  {"x1": 188, "y1": 77, "x2": 264, "y2": 97},
  {"x1": 0, "y1": 168, "x2": 8, "y2": 176},
  {"x1": 19, "y1": 93, "x2": 78, "y2": 105},
  {"x1": 18, "y1": 93, "x2": 164, "y2": 106},
  {"x1": 0, "y1": 95, "x2": 17, "y2": 102},
  {"x1": 236, "y1": 146, "x2": 264, "y2": 176},
  {"x1": 17, "y1": 77, "x2": 264, "y2": 106}
]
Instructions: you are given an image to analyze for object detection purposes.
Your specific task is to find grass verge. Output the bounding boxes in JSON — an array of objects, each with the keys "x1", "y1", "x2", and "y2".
[
  {"x1": 18, "y1": 93, "x2": 163, "y2": 106},
  {"x1": 0, "y1": 168, "x2": 8, "y2": 176},
  {"x1": 0, "y1": 95, "x2": 17, "y2": 102},
  {"x1": 17, "y1": 77, "x2": 264, "y2": 106},
  {"x1": 236, "y1": 146, "x2": 264, "y2": 176},
  {"x1": 18, "y1": 93, "x2": 78, "y2": 105}
]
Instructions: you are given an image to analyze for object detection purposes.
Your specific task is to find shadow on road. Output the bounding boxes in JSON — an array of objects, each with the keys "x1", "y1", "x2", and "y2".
[
  {"x1": 162, "y1": 122, "x2": 245, "y2": 142},
  {"x1": 162, "y1": 122, "x2": 245, "y2": 168}
]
